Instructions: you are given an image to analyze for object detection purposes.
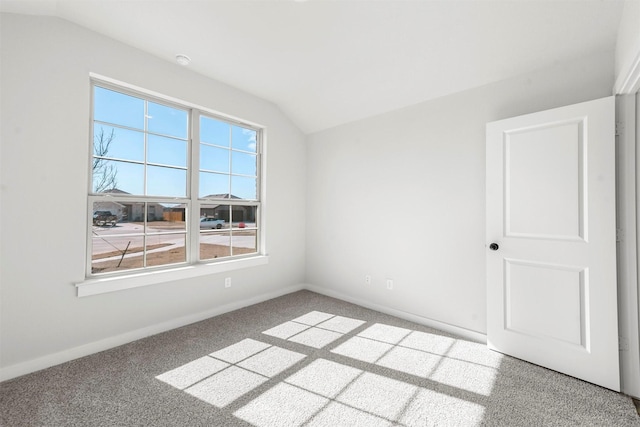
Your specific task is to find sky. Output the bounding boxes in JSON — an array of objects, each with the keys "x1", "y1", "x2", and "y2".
[{"x1": 93, "y1": 85, "x2": 258, "y2": 199}]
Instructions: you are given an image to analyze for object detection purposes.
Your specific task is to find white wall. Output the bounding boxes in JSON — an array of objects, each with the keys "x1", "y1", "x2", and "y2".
[
  {"x1": 0, "y1": 14, "x2": 306, "y2": 373},
  {"x1": 615, "y1": 0, "x2": 640, "y2": 92},
  {"x1": 306, "y1": 52, "x2": 615, "y2": 335}
]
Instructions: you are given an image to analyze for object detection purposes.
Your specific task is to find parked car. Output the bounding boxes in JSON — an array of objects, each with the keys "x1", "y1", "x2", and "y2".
[
  {"x1": 200, "y1": 217, "x2": 225, "y2": 229},
  {"x1": 93, "y1": 210, "x2": 117, "y2": 227}
]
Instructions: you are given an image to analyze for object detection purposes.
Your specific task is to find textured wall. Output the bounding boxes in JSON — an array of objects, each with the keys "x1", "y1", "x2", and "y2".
[
  {"x1": 306, "y1": 51, "x2": 615, "y2": 334},
  {"x1": 0, "y1": 13, "x2": 306, "y2": 371}
]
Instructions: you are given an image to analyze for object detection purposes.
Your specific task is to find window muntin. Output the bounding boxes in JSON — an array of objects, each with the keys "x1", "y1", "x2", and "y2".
[
  {"x1": 89, "y1": 82, "x2": 262, "y2": 277},
  {"x1": 199, "y1": 116, "x2": 258, "y2": 200},
  {"x1": 198, "y1": 205, "x2": 259, "y2": 261},
  {"x1": 92, "y1": 86, "x2": 189, "y2": 198}
]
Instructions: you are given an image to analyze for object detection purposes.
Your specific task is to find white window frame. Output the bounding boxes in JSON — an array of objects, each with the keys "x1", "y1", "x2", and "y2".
[{"x1": 77, "y1": 76, "x2": 267, "y2": 297}]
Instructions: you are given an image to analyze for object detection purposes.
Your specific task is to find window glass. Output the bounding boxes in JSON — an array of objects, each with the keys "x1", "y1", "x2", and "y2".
[
  {"x1": 232, "y1": 230, "x2": 257, "y2": 256},
  {"x1": 231, "y1": 175, "x2": 257, "y2": 200},
  {"x1": 93, "y1": 125, "x2": 144, "y2": 162},
  {"x1": 92, "y1": 160, "x2": 144, "y2": 195},
  {"x1": 200, "y1": 145, "x2": 230, "y2": 173},
  {"x1": 231, "y1": 206, "x2": 257, "y2": 229},
  {"x1": 200, "y1": 172, "x2": 230, "y2": 198},
  {"x1": 147, "y1": 102, "x2": 188, "y2": 139},
  {"x1": 231, "y1": 151, "x2": 257, "y2": 176},
  {"x1": 94, "y1": 86, "x2": 144, "y2": 130},
  {"x1": 200, "y1": 232, "x2": 231, "y2": 260},
  {"x1": 145, "y1": 234, "x2": 187, "y2": 268},
  {"x1": 146, "y1": 166, "x2": 187, "y2": 198},
  {"x1": 148, "y1": 134, "x2": 187, "y2": 168},
  {"x1": 89, "y1": 82, "x2": 262, "y2": 278},
  {"x1": 232, "y1": 125, "x2": 257, "y2": 152},
  {"x1": 201, "y1": 116, "x2": 230, "y2": 147}
]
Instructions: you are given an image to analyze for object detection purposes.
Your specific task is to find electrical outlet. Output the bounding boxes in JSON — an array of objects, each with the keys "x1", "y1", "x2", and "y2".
[
  {"x1": 224, "y1": 277, "x2": 232, "y2": 288},
  {"x1": 365, "y1": 275, "x2": 372, "y2": 285},
  {"x1": 386, "y1": 279, "x2": 393, "y2": 290}
]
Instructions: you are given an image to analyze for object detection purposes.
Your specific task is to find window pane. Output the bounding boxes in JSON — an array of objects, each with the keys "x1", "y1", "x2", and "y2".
[
  {"x1": 200, "y1": 172, "x2": 230, "y2": 198},
  {"x1": 147, "y1": 102, "x2": 188, "y2": 139},
  {"x1": 200, "y1": 231, "x2": 231, "y2": 260},
  {"x1": 232, "y1": 125, "x2": 257, "y2": 152},
  {"x1": 92, "y1": 235, "x2": 144, "y2": 274},
  {"x1": 231, "y1": 175, "x2": 257, "y2": 200},
  {"x1": 90, "y1": 83, "x2": 261, "y2": 277},
  {"x1": 91, "y1": 201, "x2": 145, "y2": 226},
  {"x1": 200, "y1": 205, "x2": 229, "y2": 227},
  {"x1": 94, "y1": 125, "x2": 144, "y2": 162},
  {"x1": 94, "y1": 86, "x2": 144, "y2": 130},
  {"x1": 231, "y1": 206, "x2": 257, "y2": 228},
  {"x1": 231, "y1": 151, "x2": 257, "y2": 176},
  {"x1": 147, "y1": 166, "x2": 187, "y2": 197},
  {"x1": 161, "y1": 204, "x2": 187, "y2": 225},
  {"x1": 145, "y1": 234, "x2": 186, "y2": 267},
  {"x1": 148, "y1": 134, "x2": 187, "y2": 167},
  {"x1": 92, "y1": 160, "x2": 144, "y2": 195},
  {"x1": 232, "y1": 230, "x2": 257, "y2": 255},
  {"x1": 147, "y1": 212, "x2": 186, "y2": 233},
  {"x1": 92, "y1": 201, "x2": 132, "y2": 229},
  {"x1": 201, "y1": 116, "x2": 230, "y2": 147},
  {"x1": 118, "y1": 202, "x2": 147, "y2": 223},
  {"x1": 200, "y1": 145, "x2": 230, "y2": 173}
]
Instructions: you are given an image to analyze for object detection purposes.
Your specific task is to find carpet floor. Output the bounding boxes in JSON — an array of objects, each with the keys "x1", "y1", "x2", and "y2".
[{"x1": 1, "y1": 290, "x2": 638, "y2": 426}]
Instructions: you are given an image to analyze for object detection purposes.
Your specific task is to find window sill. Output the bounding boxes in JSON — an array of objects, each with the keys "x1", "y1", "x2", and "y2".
[{"x1": 75, "y1": 255, "x2": 269, "y2": 297}]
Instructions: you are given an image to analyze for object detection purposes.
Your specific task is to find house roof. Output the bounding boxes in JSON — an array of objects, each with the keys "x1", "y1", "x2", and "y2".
[
  {"x1": 202, "y1": 194, "x2": 241, "y2": 200},
  {"x1": 102, "y1": 188, "x2": 130, "y2": 195}
]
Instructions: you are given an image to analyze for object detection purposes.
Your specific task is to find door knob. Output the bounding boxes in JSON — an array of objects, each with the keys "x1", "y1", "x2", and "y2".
[{"x1": 489, "y1": 243, "x2": 499, "y2": 251}]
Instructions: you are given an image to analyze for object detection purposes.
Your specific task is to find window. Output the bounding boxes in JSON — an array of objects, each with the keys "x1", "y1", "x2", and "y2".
[{"x1": 88, "y1": 81, "x2": 262, "y2": 277}]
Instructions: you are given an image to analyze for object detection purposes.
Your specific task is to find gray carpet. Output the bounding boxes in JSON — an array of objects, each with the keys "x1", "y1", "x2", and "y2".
[{"x1": 1, "y1": 290, "x2": 638, "y2": 426}]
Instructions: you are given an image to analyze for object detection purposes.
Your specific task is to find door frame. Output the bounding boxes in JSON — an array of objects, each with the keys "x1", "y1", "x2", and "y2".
[
  {"x1": 616, "y1": 94, "x2": 640, "y2": 398},
  {"x1": 614, "y1": 39, "x2": 640, "y2": 397}
]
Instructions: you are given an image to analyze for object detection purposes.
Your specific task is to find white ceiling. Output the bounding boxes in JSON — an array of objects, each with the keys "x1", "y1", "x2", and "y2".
[{"x1": 1, "y1": 0, "x2": 624, "y2": 133}]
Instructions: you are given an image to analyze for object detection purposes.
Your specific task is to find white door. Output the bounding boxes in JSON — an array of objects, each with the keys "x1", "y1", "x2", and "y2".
[{"x1": 486, "y1": 96, "x2": 620, "y2": 391}]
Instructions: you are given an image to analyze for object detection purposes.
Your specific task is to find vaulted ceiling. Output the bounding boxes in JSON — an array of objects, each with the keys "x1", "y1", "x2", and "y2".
[{"x1": 1, "y1": 1, "x2": 624, "y2": 133}]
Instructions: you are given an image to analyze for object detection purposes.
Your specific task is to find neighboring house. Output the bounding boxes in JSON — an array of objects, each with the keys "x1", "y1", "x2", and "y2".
[
  {"x1": 100, "y1": 189, "x2": 165, "y2": 222},
  {"x1": 200, "y1": 194, "x2": 256, "y2": 223}
]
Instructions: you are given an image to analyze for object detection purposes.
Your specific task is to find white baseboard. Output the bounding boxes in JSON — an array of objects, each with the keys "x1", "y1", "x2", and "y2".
[
  {"x1": 303, "y1": 284, "x2": 487, "y2": 343},
  {"x1": 1, "y1": 283, "x2": 486, "y2": 383},
  {"x1": 0, "y1": 284, "x2": 304, "y2": 382}
]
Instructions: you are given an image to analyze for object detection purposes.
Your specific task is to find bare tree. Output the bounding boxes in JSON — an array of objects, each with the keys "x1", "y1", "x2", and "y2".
[{"x1": 93, "y1": 127, "x2": 118, "y2": 193}]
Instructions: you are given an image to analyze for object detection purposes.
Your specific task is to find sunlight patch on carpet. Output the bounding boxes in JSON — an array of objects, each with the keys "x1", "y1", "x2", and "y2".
[
  {"x1": 234, "y1": 383, "x2": 328, "y2": 426},
  {"x1": 336, "y1": 371, "x2": 419, "y2": 420},
  {"x1": 155, "y1": 356, "x2": 229, "y2": 390},
  {"x1": 209, "y1": 338, "x2": 271, "y2": 364},
  {"x1": 157, "y1": 338, "x2": 306, "y2": 408},
  {"x1": 357, "y1": 323, "x2": 412, "y2": 344},
  {"x1": 285, "y1": 359, "x2": 362, "y2": 398},
  {"x1": 292, "y1": 311, "x2": 335, "y2": 326},
  {"x1": 331, "y1": 336, "x2": 393, "y2": 363},
  {"x1": 262, "y1": 321, "x2": 311, "y2": 339},
  {"x1": 288, "y1": 327, "x2": 343, "y2": 349},
  {"x1": 262, "y1": 311, "x2": 366, "y2": 349},
  {"x1": 185, "y1": 365, "x2": 268, "y2": 407},
  {"x1": 376, "y1": 346, "x2": 442, "y2": 378},
  {"x1": 237, "y1": 346, "x2": 306, "y2": 377},
  {"x1": 157, "y1": 311, "x2": 503, "y2": 424}
]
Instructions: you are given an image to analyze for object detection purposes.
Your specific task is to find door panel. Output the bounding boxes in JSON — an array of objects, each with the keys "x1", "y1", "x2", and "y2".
[
  {"x1": 506, "y1": 121, "x2": 584, "y2": 240},
  {"x1": 486, "y1": 96, "x2": 619, "y2": 391},
  {"x1": 505, "y1": 259, "x2": 585, "y2": 346}
]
